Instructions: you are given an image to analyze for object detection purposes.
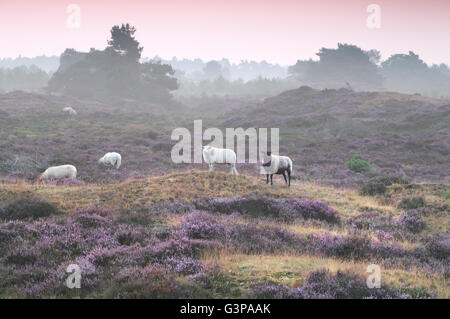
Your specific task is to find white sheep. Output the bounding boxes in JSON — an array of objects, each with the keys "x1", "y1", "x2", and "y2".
[
  {"x1": 62, "y1": 107, "x2": 77, "y2": 115},
  {"x1": 261, "y1": 152, "x2": 293, "y2": 187},
  {"x1": 202, "y1": 146, "x2": 238, "y2": 175},
  {"x1": 98, "y1": 152, "x2": 122, "y2": 169},
  {"x1": 38, "y1": 165, "x2": 77, "y2": 182}
]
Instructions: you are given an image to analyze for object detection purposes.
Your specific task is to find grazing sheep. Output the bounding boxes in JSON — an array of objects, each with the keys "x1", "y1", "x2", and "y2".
[
  {"x1": 261, "y1": 152, "x2": 293, "y2": 187},
  {"x1": 38, "y1": 165, "x2": 77, "y2": 182},
  {"x1": 62, "y1": 107, "x2": 77, "y2": 115},
  {"x1": 202, "y1": 146, "x2": 238, "y2": 175},
  {"x1": 98, "y1": 152, "x2": 122, "y2": 169}
]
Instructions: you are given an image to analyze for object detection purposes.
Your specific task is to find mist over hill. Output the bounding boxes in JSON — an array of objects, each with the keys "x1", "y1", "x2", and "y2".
[{"x1": 0, "y1": 87, "x2": 448, "y2": 186}]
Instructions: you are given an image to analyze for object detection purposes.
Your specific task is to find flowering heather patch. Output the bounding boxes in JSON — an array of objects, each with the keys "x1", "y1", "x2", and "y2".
[
  {"x1": 195, "y1": 196, "x2": 340, "y2": 224},
  {"x1": 181, "y1": 211, "x2": 226, "y2": 240},
  {"x1": 396, "y1": 212, "x2": 426, "y2": 234},
  {"x1": 248, "y1": 269, "x2": 434, "y2": 299},
  {"x1": 180, "y1": 211, "x2": 301, "y2": 254},
  {"x1": 425, "y1": 234, "x2": 450, "y2": 261},
  {"x1": 149, "y1": 200, "x2": 195, "y2": 215}
]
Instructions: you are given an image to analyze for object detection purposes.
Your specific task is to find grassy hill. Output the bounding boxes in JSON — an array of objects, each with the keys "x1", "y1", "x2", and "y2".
[
  {"x1": 0, "y1": 88, "x2": 448, "y2": 298},
  {"x1": 0, "y1": 88, "x2": 448, "y2": 186},
  {"x1": 0, "y1": 171, "x2": 448, "y2": 298}
]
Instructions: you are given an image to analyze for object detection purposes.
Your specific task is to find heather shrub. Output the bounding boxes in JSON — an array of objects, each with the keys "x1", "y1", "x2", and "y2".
[
  {"x1": 348, "y1": 211, "x2": 394, "y2": 231},
  {"x1": 149, "y1": 200, "x2": 195, "y2": 215},
  {"x1": 425, "y1": 234, "x2": 450, "y2": 261},
  {"x1": 373, "y1": 175, "x2": 409, "y2": 186},
  {"x1": 227, "y1": 222, "x2": 301, "y2": 254},
  {"x1": 359, "y1": 181, "x2": 386, "y2": 196},
  {"x1": 287, "y1": 269, "x2": 430, "y2": 299},
  {"x1": 247, "y1": 283, "x2": 289, "y2": 298},
  {"x1": 345, "y1": 154, "x2": 373, "y2": 173},
  {"x1": 283, "y1": 199, "x2": 340, "y2": 224},
  {"x1": 248, "y1": 269, "x2": 433, "y2": 299},
  {"x1": 105, "y1": 266, "x2": 184, "y2": 298},
  {"x1": 196, "y1": 196, "x2": 279, "y2": 218},
  {"x1": 359, "y1": 174, "x2": 408, "y2": 195},
  {"x1": 0, "y1": 198, "x2": 59, "y2": 221},
  {"x1": 397, "y1": 196, "x2": 426, "y2": 210},
  {"x1": 396, "y1": 212, "x2": 425, "y2": 233},
  {"x1": 195, "y1": 197, "x2": 340, "y2": 224},
  {"x1": 181, "y1": 211, "x2": 225, "y2": 240},
  {"x1": 180, "y1": 211, "x2": 300, "y2": 254}
]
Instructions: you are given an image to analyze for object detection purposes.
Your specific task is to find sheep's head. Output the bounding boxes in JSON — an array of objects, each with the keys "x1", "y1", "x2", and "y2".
[
  {"x1": 203, "y1": 145, "x2": 212, "y2": 153},
  {"x1": 261, "y1": 152, "x2": 272, "y2": 165},
  {"x1": 37, "y1": 173, "x2": 45, "y2": 183}
]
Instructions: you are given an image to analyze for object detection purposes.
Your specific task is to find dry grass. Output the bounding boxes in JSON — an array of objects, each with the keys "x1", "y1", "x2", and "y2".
[{"x1": 202, "y1": 250, "x2": 449, "y2": 298}]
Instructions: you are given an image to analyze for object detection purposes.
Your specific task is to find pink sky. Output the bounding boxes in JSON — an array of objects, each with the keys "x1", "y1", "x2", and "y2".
[{"x1": 0, "y1": 0, "x2": 449, "y2": 65}]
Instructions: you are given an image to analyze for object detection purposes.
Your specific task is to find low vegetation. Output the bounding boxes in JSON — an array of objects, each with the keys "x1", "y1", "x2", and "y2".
[{"x1": 0, "y1": 171, "x2": 448, "y2": 298}]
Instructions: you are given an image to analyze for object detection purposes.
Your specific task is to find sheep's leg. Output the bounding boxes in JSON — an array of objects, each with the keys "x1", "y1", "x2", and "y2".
[
  {"x1": 282, "y1": 171, "x2": 287, "y2": 185},
  {"x1": 209, "y1": 163, "x2": 214, "y2": 172},
  {"x1": 231, "y1": 164, "x2": 238, "y2": 175},
  {"x1": 266, "y1": 174, "x2": 269, "y2": 184},
  {"x1": 270, "y1": 174, "x2": 273, "y2": 185},
  {"x1": 287, "y1": 170, "x2": 291, "y2": 187}
]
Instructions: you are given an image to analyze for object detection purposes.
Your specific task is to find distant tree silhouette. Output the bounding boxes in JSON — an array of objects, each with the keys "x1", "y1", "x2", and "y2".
[
  {"x1": 107, "y1": 23, "x2": 143, "y2": 62},
  {"x1": 48, "y1": 24, "x2": 178, "y2": 103},
  {"x1": 381, "y1": 51, "x2": 450, "y2": 97},
  {"x1": 203, "y1": 61, "x2": 223, "y2": 80},
  {"x1": 289, "y1": 44, "x2": 383, "y2": 90}
]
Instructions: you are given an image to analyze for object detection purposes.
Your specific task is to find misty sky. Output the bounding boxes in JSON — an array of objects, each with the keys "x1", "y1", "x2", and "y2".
[{"x1": 1, "y1": 0, "x2": 449, "y2": 65}]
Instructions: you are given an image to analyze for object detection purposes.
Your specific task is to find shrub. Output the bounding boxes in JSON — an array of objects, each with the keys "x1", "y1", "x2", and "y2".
[
  {"x1": 283, "y1": 199, "x2": 340, "y2": 224},
  {"x1": 0, "y1": 198, "x2": 59, "y2": 221},
  {"x1": 396, "y1": 212, "x2": 425, "y2": 233},
  {"x1": 397, "y1": 196, "x2": 426, "y2": 210},
  {"x1": 181, "y1": 211, "x2": 225, "y2": 240},
  {"x1": 345, "y1": 154, "x2": 373, "y2": 173},
  {"x1": 360, "y1": 181, "x2": 386, "y2": 196},
  {"x1": 425, "y1": 234, "x2": 450, "y2": 260},
  {"x1": 195, "y1": 196, "x2": 340, "y2": 224},
  {"x1": 247, "y1": 283, "x2": 289, "y2": 299},
  {"x1": 348, "y1": 211, "x2": 394, "y2": 231},
  {"x1": 442, "y1": 187, "x2": 450, "y2": 200},
  {"x1": 248, "y1": 269, "x2": 433, "y2": 299},
  {"x1": 360, "y1": 175, "x2": 409, "y2": 196}
]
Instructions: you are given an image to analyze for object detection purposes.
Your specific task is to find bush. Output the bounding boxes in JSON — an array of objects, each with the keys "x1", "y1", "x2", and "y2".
[
  {"x1": 442, "y1": 187, "x2": 450, "y2": 200},
  {"x1": 0, "y1": 198, "x2": 59, "y2": 221},
  {"x1": 360, "y1": 175, "x2": 409, "y2": 196},
  {"x1": 398, "y1": 196, "x2": 426, "y2": 210},
  {"x1": 195, "y1": 196, "x2": 340, "y2": 224},
  {"x1": 247, "y1": 269, "x2": 433, "y2": 299},
  {"x1": 396, "y1": 212, "x2": 425, "y2": 233},
  {"x1": 345, "y1": 154, "x2": 373, "y2": 173},
  {"x1": 360, "y1": 181, "x2": 387, "y2": 196},
  {"x1": 181, "y1": 211, "x2": 225, "y2": 240},
  {"x1": 425, "y1": 234, "x2": 450, "y2": 260}
]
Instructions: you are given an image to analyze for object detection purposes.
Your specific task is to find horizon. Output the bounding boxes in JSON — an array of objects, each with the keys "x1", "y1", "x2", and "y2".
[{"x1": 1, "y1": 0, "x2": 449, "y2": 66}]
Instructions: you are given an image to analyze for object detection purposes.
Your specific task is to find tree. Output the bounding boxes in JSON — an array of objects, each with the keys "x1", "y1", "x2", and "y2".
[
  {"x1": 381, "y1": 51, "x2": 450, "y2": 96},
  {"x1": 48, "y1": 24, "x2": 178, "y2": 103},
  {"x1": 289, "y1": 44, "x2": 383, "y2": 89},
  {"x1": 203, "y1": 61, "x2": 223, "y2": 80},
  {"x1": 107, "y1": 23, "x2": 143, "y2": 62}
]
